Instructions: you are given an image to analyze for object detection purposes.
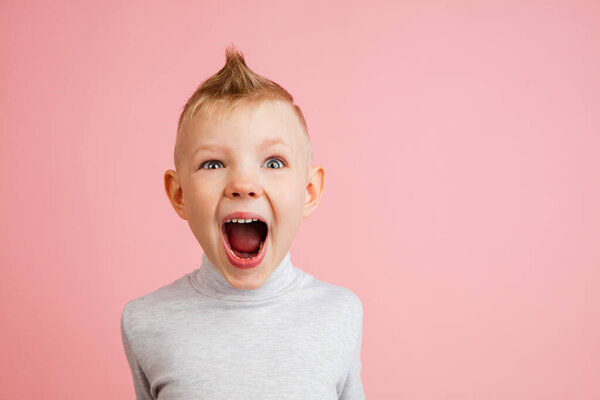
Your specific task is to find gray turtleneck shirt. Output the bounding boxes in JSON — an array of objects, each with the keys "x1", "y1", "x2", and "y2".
[{"x1": 120, "y1": 252, "x2": 365, "y2": 399}]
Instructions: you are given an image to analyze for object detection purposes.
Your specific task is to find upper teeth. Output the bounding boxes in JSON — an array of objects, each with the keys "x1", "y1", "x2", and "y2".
[{"x1": 226, "y1": 218, "x2": 259, "y2": 223}]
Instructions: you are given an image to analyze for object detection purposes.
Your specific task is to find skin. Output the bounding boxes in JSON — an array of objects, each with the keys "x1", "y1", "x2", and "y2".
[{"x1": 164, "y1": 100, "x2": 325, "y2": 290}]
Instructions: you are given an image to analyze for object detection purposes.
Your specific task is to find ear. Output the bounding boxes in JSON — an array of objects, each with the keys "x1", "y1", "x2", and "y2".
[
  {"x1": 303, "y1": 164, "x2": 325, "y2": 219},
  {"x1": 164, "y1": 169, "x2": 188, "y2": 220}
]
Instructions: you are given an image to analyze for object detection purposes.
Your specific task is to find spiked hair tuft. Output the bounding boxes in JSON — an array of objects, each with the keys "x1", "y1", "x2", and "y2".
[{"x1": 174, "y1": 45, "x2": 312, "y2": 172}]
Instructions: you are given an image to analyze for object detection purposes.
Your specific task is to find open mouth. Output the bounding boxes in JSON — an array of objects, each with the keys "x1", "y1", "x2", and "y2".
[{"x1": 222, "y1": 218, "x2": 268, "y2": 261}]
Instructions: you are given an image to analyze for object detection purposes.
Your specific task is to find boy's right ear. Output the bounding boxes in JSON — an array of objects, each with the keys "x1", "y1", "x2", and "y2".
[{"x1": 164, "y1": 169, "x2": 188, "y2": 220}]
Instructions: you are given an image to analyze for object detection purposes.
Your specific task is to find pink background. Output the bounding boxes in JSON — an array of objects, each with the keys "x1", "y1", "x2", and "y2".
[{"x1": 1, "y1": 1, "x2": 599, "y2": 398}]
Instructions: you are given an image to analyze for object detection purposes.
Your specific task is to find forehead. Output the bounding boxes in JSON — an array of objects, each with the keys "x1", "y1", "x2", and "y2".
[{"x1": 185, "y1": 100, "x2": 304, "y2": 151}]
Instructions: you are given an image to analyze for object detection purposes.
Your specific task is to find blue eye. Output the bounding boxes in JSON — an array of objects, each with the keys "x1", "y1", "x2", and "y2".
[
  {"x1": 265, "y1": 157, "x2": 286, "y2": 169},
  {"x1": 200, "y1": 160, "x2": 224, "y2": 169}
]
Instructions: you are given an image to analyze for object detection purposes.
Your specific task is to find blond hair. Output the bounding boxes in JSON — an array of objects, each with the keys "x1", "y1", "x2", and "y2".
[{"x1": 174, "y1": 45, "x2": 312, "y2": 173}]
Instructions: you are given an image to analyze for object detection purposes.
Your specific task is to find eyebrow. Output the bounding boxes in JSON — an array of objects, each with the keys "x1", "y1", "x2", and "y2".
[
  {"x1": 190, "y1": 143, "x2": 223, "y2": 160},
  {"x1": 260, "y1": 137, "x2": 290, "y2": 149},
  {"x1": 192, "y1": 143, "x2": 226, "y2": 153},
  {"x1": 192, "y1": 137, "x2": 291, "y2": 158}
]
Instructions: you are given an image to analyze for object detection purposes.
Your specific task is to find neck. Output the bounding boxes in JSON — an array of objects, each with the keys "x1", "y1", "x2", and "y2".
[{"x1": 190, "y1": 252, "x2": 304, "y2": 302}]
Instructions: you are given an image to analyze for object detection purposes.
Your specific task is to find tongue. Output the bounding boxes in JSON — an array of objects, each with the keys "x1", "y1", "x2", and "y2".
[{"x1": 228, "y1": 223, "x2": 262, "y2": 253}]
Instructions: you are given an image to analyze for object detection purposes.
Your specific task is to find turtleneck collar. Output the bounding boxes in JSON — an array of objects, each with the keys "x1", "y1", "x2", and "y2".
[{"x1": 189, "y1": 252, "x2": 305, "y2": 302}]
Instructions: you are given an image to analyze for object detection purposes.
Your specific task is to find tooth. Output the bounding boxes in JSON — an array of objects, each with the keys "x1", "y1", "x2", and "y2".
[
  {"x1": 231, "y1": 219, "x2": 238, "y2": 223},
  {"x1": 244, "y1": 219, "x2": 252, "y2": 223},
  {"x1": 252, "y1": 219, "x2": 258, "y2": 222}
]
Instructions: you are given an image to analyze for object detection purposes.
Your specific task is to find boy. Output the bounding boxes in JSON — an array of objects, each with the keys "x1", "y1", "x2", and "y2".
[{"x1": 120, "y1": 46, "x2": 365, "y2": 399}]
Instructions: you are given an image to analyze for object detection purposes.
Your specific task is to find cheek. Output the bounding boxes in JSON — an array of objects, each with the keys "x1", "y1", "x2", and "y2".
[
  {"x1": 185, "y1": 194, "x2": 218, "y2": 245},
  {"x1": 185, "y1": 185, "x2": 219, "y2": 220},
  {"x1": 272, "y1": 181, "x2": 306, "y2": 216}
]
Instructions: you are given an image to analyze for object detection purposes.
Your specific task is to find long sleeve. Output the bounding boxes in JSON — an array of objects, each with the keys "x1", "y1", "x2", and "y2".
[
  {"x1": 339, "y1": 303, "x2": 365, "y2": 399},
  {"x1": 121, "y1": 307, "x2": 154, "y2": 400}
]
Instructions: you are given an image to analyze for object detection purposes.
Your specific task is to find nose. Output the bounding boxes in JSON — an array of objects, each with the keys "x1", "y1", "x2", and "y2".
[{"x1": 224, "y1": 168, "x2": 263, "y2": 199}]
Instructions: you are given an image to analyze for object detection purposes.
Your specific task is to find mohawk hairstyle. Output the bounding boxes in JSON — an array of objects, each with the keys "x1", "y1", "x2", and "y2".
[{"x1": 174, "y1": 45, "x2": 312, "y2": 172}]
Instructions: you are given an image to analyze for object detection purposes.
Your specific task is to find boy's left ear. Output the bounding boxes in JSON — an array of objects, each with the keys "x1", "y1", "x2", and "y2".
[{"x1": 303, "y1": 165, "x2": 325, "y2": 218}]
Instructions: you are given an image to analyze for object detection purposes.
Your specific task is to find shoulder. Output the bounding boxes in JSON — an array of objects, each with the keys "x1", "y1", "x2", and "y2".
[
  {"x1": 120, "y1": 272, "x2": 194, "y2": 332},
  {"x1": 296, "y1": 272, "x2": 364, "y2": 351},
  {"x1": 298, "y1": 271, "x2": 363, "y2": 322}
]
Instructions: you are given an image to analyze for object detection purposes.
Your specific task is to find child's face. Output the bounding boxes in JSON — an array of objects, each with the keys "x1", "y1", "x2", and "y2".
[{"x1": 165, "y1": 100, "x2": 324, "y2": 290}]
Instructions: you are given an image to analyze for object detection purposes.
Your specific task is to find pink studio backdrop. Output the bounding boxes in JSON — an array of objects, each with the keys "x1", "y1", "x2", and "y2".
[{"x1": 1, "y1": 1, "x2": 599, "y2": 399}]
